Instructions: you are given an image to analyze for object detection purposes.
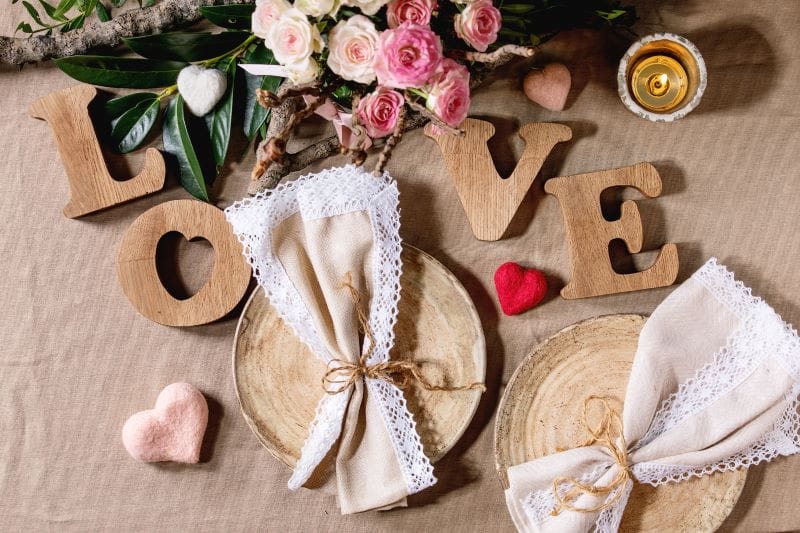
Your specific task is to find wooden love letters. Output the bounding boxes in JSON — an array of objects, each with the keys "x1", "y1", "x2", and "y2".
[
  {"x1": 29, "y1": 85, "x2": 165, "y2": 218},
  {"x1": 427, "y1": 118, "x2": 678, "y2": 299},
  {"x1": 117, "y1": 200, "x2": 251, "y2": 327},
  {"x1": 425, "y1": 118, "x2": 572, "y2": 241},
  {"x1": 545, "y1": 162, "x2": 679, "y2": 299}
]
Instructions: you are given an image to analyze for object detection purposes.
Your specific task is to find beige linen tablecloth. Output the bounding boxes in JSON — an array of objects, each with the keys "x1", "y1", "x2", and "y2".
[{"x1": 2, "y1": 2, "x2": 799, "y2": 531}]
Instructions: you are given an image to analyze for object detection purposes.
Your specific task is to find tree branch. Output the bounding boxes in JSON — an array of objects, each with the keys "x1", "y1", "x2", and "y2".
[{"x1": 0, "y1": 0, "x2": 253, "y2": 65}]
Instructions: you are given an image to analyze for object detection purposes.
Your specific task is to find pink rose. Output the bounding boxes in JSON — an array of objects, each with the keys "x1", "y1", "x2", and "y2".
[
  {"x1": 386, "y1": 0, "x2": 437, "y2": 28},
  {"x1": 373, "y1": 22, "x2": 443, "y2": 89},
  {"x1": 357, "y1": 87, "x2": 405, "y2": 138},
  {"x1": 426, "y1": 58, "x2": 471, "y2": 128},
  {"x1": 454, "y1": 0, "x2": 501, "y2": 52}
]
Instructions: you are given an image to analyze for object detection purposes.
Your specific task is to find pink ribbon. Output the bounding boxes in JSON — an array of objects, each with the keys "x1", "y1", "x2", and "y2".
[{"x1": 304, "y1": 95, "x2": 372, "y2": 151}]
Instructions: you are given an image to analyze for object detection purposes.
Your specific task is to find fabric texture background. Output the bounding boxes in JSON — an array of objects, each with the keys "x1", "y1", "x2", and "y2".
[{"x1": 2, "y1": 1, "x2": 800, "y2": 530}]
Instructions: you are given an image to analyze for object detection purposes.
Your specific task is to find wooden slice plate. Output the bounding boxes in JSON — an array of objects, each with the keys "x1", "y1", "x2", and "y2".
[
  {"x1": 494, "y1": 314, "x2": 747, "y2": 532},
  {"x1": 234, "y1": 244, "x2": 486, "y2": 468}
]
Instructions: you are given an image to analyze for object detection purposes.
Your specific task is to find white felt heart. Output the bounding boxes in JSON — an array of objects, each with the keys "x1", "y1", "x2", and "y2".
[
  {"x1": 122, "y1": 382, "x2": 208, "y2": 463},
  {"x1": 177, "y1": 65, "x2": 227, "y2": 117},
  {"x1": 523, "y1": 63, "x2": 572, "y2": 112}
]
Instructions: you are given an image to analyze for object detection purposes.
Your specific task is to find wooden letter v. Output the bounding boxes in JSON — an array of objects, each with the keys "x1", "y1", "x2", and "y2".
[{"x1": 425, "y1": 118, "x2": 572, "y2": 241}]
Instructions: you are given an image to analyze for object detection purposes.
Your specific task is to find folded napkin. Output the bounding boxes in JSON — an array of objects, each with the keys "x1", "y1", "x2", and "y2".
[
  {"x1": 225, "y1": 166, "x2": 436, "y2": 514},
  {"x1": 505, "y1": 258, "x2": 800, "y2": 532}
]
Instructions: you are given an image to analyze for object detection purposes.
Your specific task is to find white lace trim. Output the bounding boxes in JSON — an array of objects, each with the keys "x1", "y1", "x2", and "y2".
[
  {"x1": 522, "y1": 463, "x2": 606, "y2": 523},
  {"x1": 633, "y1": 384, "x2": 800, "y2": 486},
  {"x1": 225, "y1": 165, "x2": 435, "y2": 497},
  {"x1": 518, "y1": 258, "x2": 800, "y2": 531}
]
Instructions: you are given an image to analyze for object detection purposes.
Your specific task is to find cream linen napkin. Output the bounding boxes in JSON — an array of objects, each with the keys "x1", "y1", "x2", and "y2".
[
  {"x1": 505, "y1": 258, "x2": 800, "y2": 532},
  {"x1": 225, "y1": 166, "x2": 436, "y2": 514}
]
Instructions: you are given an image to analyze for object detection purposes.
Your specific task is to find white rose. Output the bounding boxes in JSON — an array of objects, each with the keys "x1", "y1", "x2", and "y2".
[
  {"x1": 267, "y1": 8, "x2": 324, "y2": 68},
  {"x1": 341, "y1": 0, "x2": 390, "y2": 16},
  {"x1": 287, "y1": 57, "x2": 320, "y2": 84},
  {"x1": 295, "y1": 0, "x2": 338, "y2": 18},
  {"x1": 252, "y1": 0, "x2": 291, "y2": 47},
  {"x1": 326, "y1": 15, "x2": 379, "y2": 84}
]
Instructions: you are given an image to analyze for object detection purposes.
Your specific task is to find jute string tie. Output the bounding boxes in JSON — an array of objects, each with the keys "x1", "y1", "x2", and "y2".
[
  {"x1": 322, "y1": 276, "x2": 486, "y2": 396},
  {"x1": 550, "y1": 396, "x2": 631, "y2": 516}
]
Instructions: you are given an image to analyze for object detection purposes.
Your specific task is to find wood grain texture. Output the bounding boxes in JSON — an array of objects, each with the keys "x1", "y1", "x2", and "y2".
[
  {"x1": 117, "y1": 199, "x2": 251, "y2": 327},
  {"x1": 233, "y1": 245, "x2": 486, "y2": 468},
  {"x1": 494, "y1": 314, "x2": 746, "y2": 532},
  {"x1": 425, "y1": 118, "x2": 572, "y2": 241},
  {"x1": 544, "y1": 162, "x2": 679, "y2": 299},
  {"x1": 29, "y1": 85, "x2": 165, "y2": 218}
]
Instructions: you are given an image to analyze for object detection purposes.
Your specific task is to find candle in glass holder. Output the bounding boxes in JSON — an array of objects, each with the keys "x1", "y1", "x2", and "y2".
[{"x1": 617, "y1": 33, "x2": 706, "y2": 122}]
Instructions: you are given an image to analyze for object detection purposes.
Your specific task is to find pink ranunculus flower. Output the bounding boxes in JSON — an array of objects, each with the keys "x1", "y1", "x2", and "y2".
[
  {"x1": 357, "y1": 87, "x2": 405, "y2": 138},
  {"x1": 454, "y1": 0, "x2": 502, "y2": 52},
  {"x1": 252, "y1": 0, "x2": 291, "y2": 47},
  {"x1": 373, "y1": 22, "x2": 443, "y2": 89},
  {"x1": 386, "y1": 0, "x2": 437, "y2": 28},
  {"x1": 426, "y1": 58, "x2": 471, "y2": 128}
]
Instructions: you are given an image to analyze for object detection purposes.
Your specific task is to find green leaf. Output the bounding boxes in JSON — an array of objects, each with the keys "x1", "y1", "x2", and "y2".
[
  {"x1": 110, "y1": 0, "x2": 125, "y2": 6},
  {"x1": 500, "y1": 3, "x2": 537, "y2": 15},
  {"x1": 22, "y1": 1, "x2": 46, "y2": 26},
  {"x1": 122, "y1": 31, "x2": 250, "y2": 62},
  {"x1": 15, "y1": 21, "x2": 33, "y2": 34},
  {"x1": 39, "y1": 0, "x2": 65, "y2": 21},
  {"x1": 242, "y1": 44, "x2": 282, "y2": 141},
  {"x1": 595, "y1": 9, "x2": 627, "y2": 21},
  {"x1": 52, "y1": 0, "x2": 75, "y2": 18},
  {"x1": 60, "y1": 14, "x2": 85, "y2": 32},
  {"x1": 54, "y1": 55, "x2": 187, "y2": 88},
  {"x1": 109, "y1": 95, "x2": 160, "y2": 153},
  {"x1": 206, "y1": 57, "x2": 237, "y2": 169},
  {"x1": 140, "y1": 0, "x2": 154, "y2": 6},
  {"x1": 104, "y1": 91, "x2": 157, "y2": 119},
  {"x1": 163, "y1": 96, "x2": 212, "y2": 202},
  {"x1": 95, "y1": 2, "x2": 110, "y2": 21},
  {"x1": 199, "y1": 4, "x2": 255, "y2": 29}
]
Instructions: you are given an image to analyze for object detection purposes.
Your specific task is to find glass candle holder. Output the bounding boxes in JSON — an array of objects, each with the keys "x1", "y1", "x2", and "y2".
[{"x1": 617, "y1": 33, "x2": 707, "y2": 122}]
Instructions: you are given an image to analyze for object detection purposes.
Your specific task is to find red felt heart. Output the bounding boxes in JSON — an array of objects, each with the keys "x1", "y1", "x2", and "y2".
[{"x1": 494, "y1": 262, "x2": 548, "y2": 316}]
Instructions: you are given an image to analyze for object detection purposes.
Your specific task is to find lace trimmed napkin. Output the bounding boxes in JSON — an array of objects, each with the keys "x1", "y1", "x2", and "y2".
[
  {"x1": 224, "y1": 166, "x2": 437, "y2": 514},
  {"x1": 505, "y1": 258, "x2": 800, "y2": 532}
]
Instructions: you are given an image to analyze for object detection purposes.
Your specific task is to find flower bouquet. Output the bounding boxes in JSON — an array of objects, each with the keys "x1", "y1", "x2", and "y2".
[{"x1": 31, "y1": 0, "x2": 635, "y2": 200}]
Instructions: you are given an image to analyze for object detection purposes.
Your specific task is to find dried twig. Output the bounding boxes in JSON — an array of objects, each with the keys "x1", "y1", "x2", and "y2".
[
  {"x1": 373, "y1": 106, "x2": 406, "y2": 176},
  {"x1": 461, "y1": 44, "x2": 535, "y2": 65},
  {"x1": 248, "y1": 45, "x2": 536, "y2": 194},
  {"x1": 0, "y1": 0, "x2": 253, "y2": 65},
  {"x1": 250, "y1": 95, "x2": 325, "y2": 180},
  {"x1": 404, "y1": 96, "x2": 462, "y2": 137}
]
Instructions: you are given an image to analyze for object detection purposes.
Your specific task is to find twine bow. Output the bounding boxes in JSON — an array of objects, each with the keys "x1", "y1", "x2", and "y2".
[
  {"x1": 551, "y1": 396, "x2": 631, "y2": 516},
  {"x1": 322, "y1": 276, "x2": 485, "y2": 396}
]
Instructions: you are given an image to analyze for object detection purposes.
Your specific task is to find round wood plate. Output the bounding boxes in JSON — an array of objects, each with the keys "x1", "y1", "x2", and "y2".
[
  {"x1": 233, "y1": 244, "x2": 486, "y2": 468},
  {"x1": 494, "y1": 314, "x2": 747, "y2": 533}
]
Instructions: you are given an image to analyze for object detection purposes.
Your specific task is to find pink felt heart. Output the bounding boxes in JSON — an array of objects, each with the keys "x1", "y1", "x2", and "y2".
[
  {"x1": 494, "y1": 262, "x2": 548, "y2": 316},
  {"x1": 523, "y1": 63, "x2": 572, "y2": 112},
  {"x1": 122, "y1": 382, "x2": 208, "y2": 463}
]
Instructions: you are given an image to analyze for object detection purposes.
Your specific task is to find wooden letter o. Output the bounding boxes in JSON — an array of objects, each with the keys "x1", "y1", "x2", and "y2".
[{"x1": 118, "y1": 200, "x2": 251, "y2": 326}]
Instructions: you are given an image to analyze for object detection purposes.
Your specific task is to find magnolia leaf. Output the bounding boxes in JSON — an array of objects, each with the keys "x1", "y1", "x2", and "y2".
[
  {"x1": 242, "y1": 44, "x2": 282, "y2": 141},
  {"x1": 110, "y1": 96, "x2": 160, "y2": 153},
  {"x1": 199, "y1": 4, "x2": 255, "y2": 29},
  {"x1": 54, "y1": 56, "x2": 187, "y2": 88},
  {"x1": 206, "y1": 57, "x2": 237, "y2": 169},
  {"x1": 122, "y1": 31, "x2": 251, "y2": 62},
  {"x1": 163, "y1": 96, "x2": 214, "y2": 202},
  {"x1": 104, "y1": 91, "x2": 157, "y2": 119}
]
